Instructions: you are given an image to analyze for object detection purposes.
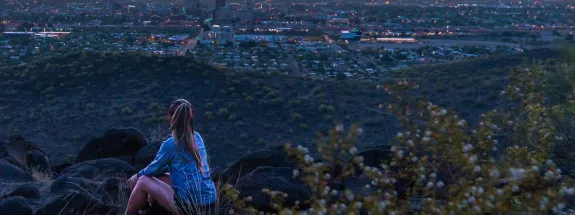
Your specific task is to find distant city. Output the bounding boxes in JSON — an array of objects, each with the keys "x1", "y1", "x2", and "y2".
[{"x1": 1, "y1": 0, "x2": 574, "y2": 79}]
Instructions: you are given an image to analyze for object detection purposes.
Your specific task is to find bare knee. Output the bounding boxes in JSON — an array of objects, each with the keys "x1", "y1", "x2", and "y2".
[{"x1": 136, "y1": 175, "x2": 153, "y2": 189}]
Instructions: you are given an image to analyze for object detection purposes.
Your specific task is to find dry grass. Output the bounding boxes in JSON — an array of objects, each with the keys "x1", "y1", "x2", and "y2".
[
  {"x1": 148, "y1": 125, "x2": 168, "y2": 143},
  {"x1": 30, "y1": 167, "x2": 54, "y2": 185}
]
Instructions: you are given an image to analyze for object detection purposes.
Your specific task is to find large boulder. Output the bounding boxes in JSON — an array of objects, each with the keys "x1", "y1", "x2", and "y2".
[
  {"x1": 0, "y1": 196, "x2": 33, "y2": 215},
  {"x1": 235, "y1": 167, "x2": 310, "y2": 212},
  {"x1": 216, "y1": 150, "x2": 297, "y2": 184},
  {"x1": 60, "y1": 158, "x2": 137, "y2": 180},
  {"x1": 76, "y1": 128, "x2": 148, "y2": 164},
  {"x1": 27, "y1": 149, "x2": 51, "y2": 172},
  {"x1": 50, "y1": 174, "x2": 101, "y2": 194},
  {"x1": 0, "y1": 159, "x2": 32, "y2": 182},
  {"x1": 0, "y1": 135, "x2": 50, "y2": 171},
  {"x1": 36, "y1": 190, "x2": 115, "y2": 215},
  {"x1": 3, "y1": 184, "x2": 40, "y2": 199},
  {"x1": 134, "y1": 141, "x2": 161, "y2": 170}
]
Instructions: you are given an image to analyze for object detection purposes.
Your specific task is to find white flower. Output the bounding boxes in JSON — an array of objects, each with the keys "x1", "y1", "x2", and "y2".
[
  {"x1": 377, "y1": 201, "x2": 387, "y2": 211},
  {"x1": 532, "y1": 166, "x2": 540, "y2": 172},
  {"x1": 407, "y1": 140, "x2": 414, "y2": 146},
  {"x1": 496, "y1": 189, "x2": 503, "y2": 196},
  {"x1": 474, "y1": 166, "x2": 481, "y2": 172},
  {"x1": 492, "y1": 146, "x2": 498, "y2": 151},
  {"x1": 422, "y1": 136, "x2": 431, "y2": 143},
  {"x1": 546, "y1": 159, "x2": 554, "y2": 166},
  {"x1": 425, "y1": 130, "x2": 432, "y2": 136},
  {"x1": 349, "y1": 147, "x2": 358, "y2": 154},
  {"x1": 512, "y1": 185, "x2": 520, "y2": 192},
  {"x1": 304, "y1": 154, "x2": 314, "y2": 164},
  {"x1": 545, "y1": 171, "x2": 555, "y2": 179},
  {"x1": 324, "y1": 173, "x2": 331, "y2": 180},
  {"x1": 292, "y1": 169, "x2": 300, "y2": 177},
  {"x1": 427, "y1": 181, "x2": 434, "y2": 188},
  {"x1": 437, "y1": 181, "x2": 445, "y2": 188},
  {"x1": 478, "y1": 187, "x2": 485, "y2": 194},
  {"x1": 396, "y1": 132, "x2": 403, "y2": 138},
  {"x1": 335, "y1": 124, "x2": 344, "y2": 132},
  {"x1": 469, "y1": 155, "x2": 478, "y2": 163},
  {"x1": 411, "y1": 157, "x2": 418, "y2": 162}
]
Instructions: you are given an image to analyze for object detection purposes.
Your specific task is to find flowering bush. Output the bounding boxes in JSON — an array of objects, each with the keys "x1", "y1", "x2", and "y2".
[{"x1": 220, "y1": 56, "x2": 575, "y2": 214}]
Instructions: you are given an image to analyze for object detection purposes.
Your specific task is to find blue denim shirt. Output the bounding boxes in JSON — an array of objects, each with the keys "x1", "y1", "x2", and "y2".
[{"x1": 138, "y1": 132, "x2": 216, "y2": 205}]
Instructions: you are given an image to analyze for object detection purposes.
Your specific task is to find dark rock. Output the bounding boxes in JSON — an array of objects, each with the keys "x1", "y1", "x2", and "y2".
[
  {"x1": 36, "y1": 190, "x2": 115, "y2": 215},
  {"x1": 60, "y1": 158, "x2": 136, "y2": 180},
  {"x1": 102, "y1": 177, "x2": 130, "y2": 204},
  {"x1": 235, "y1": 167, "x2": 310, "y2": 212},
  {"x1": 76, "y1": 128, "x2": 148, "y2": 165},
  {"x1": 0, "y1": 135, "x2": 49, "y2": 171},
  {"x1": 0, "y1": 159, "x2": 32, "y2": 182},
  {"x1": 0, "y1": 196, "x2": 33, "y2": 215},
  {"x1": 4, "y1": 184, "x2": 40, "y2": 199},
  {"x1": 50, "y1": 174, "x2": 101, "y2": 194},
  {"x1": 53, "y1": 161, "x2": 73, "y2": 174},
  {"x1": 217, "y1": 150, "x2": 297, "y2": 184},
  {"x1": 134, "y1": 142, "x2": 161, "y2": 170},
  {"x1": 27, "y1": 150, "x2": 51, "y2": 172}
]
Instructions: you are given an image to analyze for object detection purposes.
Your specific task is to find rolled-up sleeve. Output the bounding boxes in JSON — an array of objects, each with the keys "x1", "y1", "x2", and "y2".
[{"x1": 138, "y1": 139, "x2": 172, "y2": 177}]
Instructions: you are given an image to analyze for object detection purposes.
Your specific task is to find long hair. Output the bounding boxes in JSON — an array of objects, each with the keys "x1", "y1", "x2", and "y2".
[{"x1": 169, "y1": 99, "x2": 203, "y2": 172}]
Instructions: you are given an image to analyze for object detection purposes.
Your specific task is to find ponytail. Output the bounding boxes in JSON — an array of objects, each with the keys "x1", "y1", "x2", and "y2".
[{"x1": 169, "y1": 99, "x2": 203, "y2": 173}]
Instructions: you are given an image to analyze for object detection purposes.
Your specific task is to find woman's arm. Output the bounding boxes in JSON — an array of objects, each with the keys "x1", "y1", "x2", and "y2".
[{"x1": 137, "y1": 138, "x2": 172, "y2": 177}]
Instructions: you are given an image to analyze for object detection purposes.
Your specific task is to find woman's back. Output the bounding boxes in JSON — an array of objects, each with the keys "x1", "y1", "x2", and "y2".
[{"x1": 138, "y1": 132, "x2": 216, "y2": 205}]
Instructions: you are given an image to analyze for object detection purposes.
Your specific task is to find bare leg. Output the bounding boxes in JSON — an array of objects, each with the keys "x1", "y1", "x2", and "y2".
[
  {"x1": 148, "y1": 174, "x2": 172, "y2": 204},
  {"x1": 126, "y1": 175, "x2": 178, "y2": 215}
]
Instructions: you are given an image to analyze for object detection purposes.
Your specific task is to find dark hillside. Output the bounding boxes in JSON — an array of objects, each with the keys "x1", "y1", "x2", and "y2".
[
  {"x1": 0, "y1": 49, "x2": 561, "y2": 166},
  {"x1": 0, "y1": 52, "x2": 397, "y2": 166}
]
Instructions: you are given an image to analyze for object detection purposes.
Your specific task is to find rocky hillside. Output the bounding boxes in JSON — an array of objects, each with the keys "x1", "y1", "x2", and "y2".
[
  {"x1": 0, "y1": 49, "x2": 561, "y2": 167},
  {"x1": 0, "y1": 52, "x2": 398, "y2": 167}
]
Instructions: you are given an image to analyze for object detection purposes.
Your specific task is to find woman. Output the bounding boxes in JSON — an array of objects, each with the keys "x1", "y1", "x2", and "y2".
[{"x1": 126, "y1": 99, "x2": 217, "y2": 215}]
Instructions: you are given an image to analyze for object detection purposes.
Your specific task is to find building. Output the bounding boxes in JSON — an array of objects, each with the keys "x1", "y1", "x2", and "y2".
[
  {"x1": 341, "y1": 30, "x2": 362, "y2": 41},
  {"x1": 107, "y1": 1, "x2": 122, "y2": 11},
  {"x1": 200, "y1": 25, "x2": 234, "y2": 43},
  {"x1": 216, "y1": 0, "x2": 226, "y2": 9}
]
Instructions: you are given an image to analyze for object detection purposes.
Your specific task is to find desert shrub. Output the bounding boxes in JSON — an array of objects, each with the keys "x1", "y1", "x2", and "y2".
[
  {"x1": 148, "y1": 102, "x2": 160, "y2": 110},
  {"x1": 204, "y1": 111, "x2": 215, "y2": 120},
  {"x1": 121, "y1": 106, "x2": 133, "y2": 115},
  {"x1": 228, "y1": 102, "x2": 237, "y2": 109},
  {"x1": 218, "y1": 108, "x2": 229, "y2": 117},
  {"x1": 245, "y1": 96, "x2": 255, "y2": 102},
  {"x1": 288, "y1": 99, "x2": 302, "y2": 107},
  {"x1": 234, "y1": 121, "x2": 244, "y2": 126},
  {"x1": 206, "y1": 102, "x2": 215, "y2": 109},
  {"x1": 238, "y1": 133, "x2": 249, "y2": 140},
  {"x1": 85, "y1": 103, "x2": 96, "y2": 109},
  {"x1": 228, "y1": 114, "x2": 238, "y2": 121},
  {"x1": 291, "y1": 113, "x2": 303, "y2": 121},
  {"x1": 220, "y1": 64, "x2": 575, "y2": 214},
  {"x1": 318, "y1": 104, "x2": 334, "y2": 113},
  {"x1": 299, "y1": 123, "x2": 309, "y2": 130}
]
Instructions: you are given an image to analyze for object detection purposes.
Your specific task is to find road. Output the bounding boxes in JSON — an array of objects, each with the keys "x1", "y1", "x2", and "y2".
[{"x1": 177, "y1": 29, "x2": 203, "y2": 56}]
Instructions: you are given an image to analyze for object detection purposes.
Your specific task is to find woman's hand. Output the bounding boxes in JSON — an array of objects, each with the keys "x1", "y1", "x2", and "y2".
[{"x1": 127, "y1": 174, "x2": 139, "y2": 190}]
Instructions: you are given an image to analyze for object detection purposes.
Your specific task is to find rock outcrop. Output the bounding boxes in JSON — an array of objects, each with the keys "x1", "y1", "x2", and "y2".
[
  {"x1": 0, "y1": 196, "x2": 33, "y2": 215},
  {"x1": 76, "y1": 128, "x2": 148, "y2": 165}
]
